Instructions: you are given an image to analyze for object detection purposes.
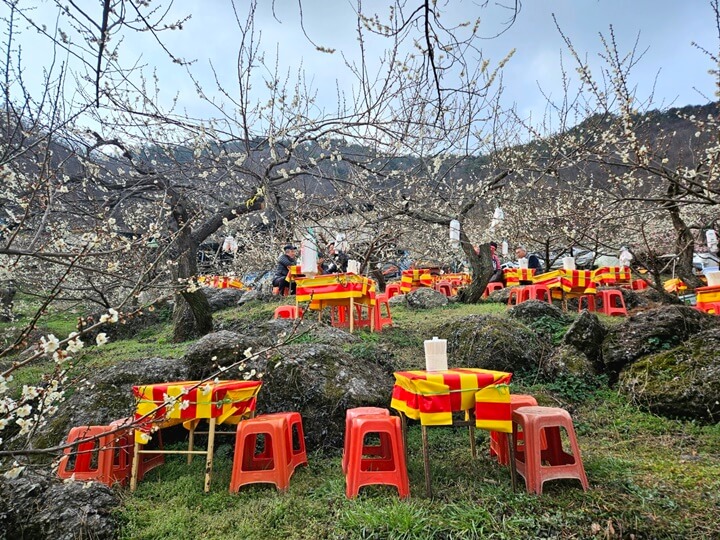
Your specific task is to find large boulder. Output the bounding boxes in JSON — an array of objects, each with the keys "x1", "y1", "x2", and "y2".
[
  {"x1": 563, "y1": 310, "x2": 607, "y2": 367},
  {"x1": 601, "y1": 306, "x2": 719, "y2": 380},
  {"x1": 185, "y1": 322, "x2": 360, "y2": 380},
  {"x1": 543, "y1": 344, "x2": 596, "y2": 379},
  {"x1": 203, "y1": 287, "x2": 245, "y2": 311},
  {"x1": 618, "y1": 327, "x2": 720, "y2": 422},
  {"x1": 484, "y1": 287, "x2": 511, "y2": 304},
  {"x1": 433, "y1": 315, "x2": 552, "y2": 374},
  {"x1": 405, "y1": 287, "x2": 448, "y2": 309},
  {"x1": 237, "y1": 289, "x2": 275, "y2": 305},
  {"x1": 35, "y1": 357, "x2": 188, "y2": 448},
  {"x1": 507, "y1": 300, "x2": 568, "y2": 324},
  {"x1": 0, "y1": 470, "x2": 120, "y2": 540}
]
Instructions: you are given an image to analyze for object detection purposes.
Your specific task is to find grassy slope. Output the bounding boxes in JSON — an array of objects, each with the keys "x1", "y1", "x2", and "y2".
[{"x1": 16, "y1": 299, "x2": 719, "y2": 539}]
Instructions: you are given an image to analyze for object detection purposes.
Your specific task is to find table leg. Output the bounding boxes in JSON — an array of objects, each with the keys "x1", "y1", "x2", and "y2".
[
  {"x1": 469, "y1": 424, "x2": 477, "y2": 459},
  {"x1": 187, "y1": 422, "x2": 195, "y2": 464},
  {"x1": 399, "y1": 412, "x2": 408, "y2": 464},
  {"x1": 370, "y1": 303, "x2": 375, "y2": 332},
  {"x1": 422, "y1": 424, "x2": 432, "y2": 498},
  {"x1": 349, "y1": 298, "x2": 354, "y2": 333},
  {"x1": 130, "y1": 441, "x2": 141, "y2": 491},
  {"x1": 204, "y1": 417, "x2": 216, "y2": 493},
  {"x1": 508, "y1": 427, "x2": 517, "y2": 492}
]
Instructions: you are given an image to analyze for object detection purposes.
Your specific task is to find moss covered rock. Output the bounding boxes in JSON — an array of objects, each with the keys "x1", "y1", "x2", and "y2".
[
  {"x1": 618, "y1": 327, "x2": 720, "y2": 422},
  {"x1": 433, "y1": 315, "x2": 552, "y2": 374},
  {"x1": 543, "y1": 344, "x2": 596, "y2": 379},
  {"x1": 405, "y1": 287, "x2": 448, "y2": 309},
  {"x1": 601, "y1": 306, "x2": 719, "y2": 380},
  {"x1": 563, "y1": 310, "x2": 606, "y2": 368},
  {"x1": 507, "y1": 300, "x2": 568, "y2": 324}
]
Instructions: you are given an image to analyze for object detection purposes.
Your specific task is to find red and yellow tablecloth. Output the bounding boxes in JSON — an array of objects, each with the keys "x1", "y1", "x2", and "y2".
[
  {"x1": 441, "y1": 272, "x2": 472, "y2": 284},
  {"x1": 592, "y1": 266, "x2": 631, "y2": 285},
  {"x1": 198, "y1": 275, "x2": 245, "y2": 289},
  {"x1": 132, "y1": 380, "x2": 261, "y2": 444},
  {"x1": 503, "y1": 268, "x2": 536, "y2": 287},
  {"x1": 400, "y1": 269, "x2": 435, "y2": 293},
  {"x1": 296, "y1": 273, "x2": 376, "y2": 308},
  {"x1": 533, "y1": 269, "x2": 597, "y2": 298},
  {"x1": 391, "y1": 368, "x2": 513, "y2": 433}
]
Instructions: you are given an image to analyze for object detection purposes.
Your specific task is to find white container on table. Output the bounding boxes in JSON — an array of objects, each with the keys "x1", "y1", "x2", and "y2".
[
  {"x1": 424, "y1": 336, "x2": 448, "y2": 372},
  {"x1": 347, "y1": 259, "x2": 360, "y2": 274},
  {"x1": 518, "y1": 258, "x2": 528, "y2": 270},
  {"x1": 563, "y1": 257, "x2": 576, "y2": 271},
  {"x1": 706, "y1": 271, "x2": 720, "y2": 287}
]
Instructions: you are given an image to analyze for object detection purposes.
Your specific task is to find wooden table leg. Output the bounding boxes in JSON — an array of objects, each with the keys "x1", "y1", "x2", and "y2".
[
  {"x1": 349, "y1": 298, "x2": 354, "y2": 333},
  {"x1": 399, "y1": 412, "x2": 408, "y2": 464},
  {"x1": 469, "y1": 424, "x2": 477, "y2": 459},
  {"x1": 509, "y1": 426, "x2": 517, "y2": 492},
  {"x1": 422, "y1": 425, "x2": 432, "y2": 498},
  {"x1": 130, "y1": 441, "x2": 141, "y2": 491},
  {"x1": 204, "y1": 418, "x2": 216, "y2": 493},
  {"x1": 187, "y1": 421, "x2": 196, "y2": 464}
]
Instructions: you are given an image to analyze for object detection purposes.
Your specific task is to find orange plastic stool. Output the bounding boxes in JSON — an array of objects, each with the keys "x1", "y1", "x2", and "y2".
[
  {"x1": 435, "y1": 281, "x2": 453, "y2": 297},
  {"x1": 373, "y1": 293, "x2": 393, "y2": 331},
  {"x1": 258, "y1": 412, "x2": 308, "y2": 473},
  {"x1": 484, "y1": 282, "x2": 504, "y2": 297},
  {"x1": 385, "y1": 282, "x2": 402, "y2": 299},
  {"x1": 525, "y1": 284, "x2": 552, "y2": 304},
  {"x1": 108, "y1": 417, "x2": 165, "y2": 482},
  {"x1": 598, "y1": 289, "x2": 627, "y2": 316},
  {"x1": 273, "y1": 305, "x2": 302, "y2": 319},
  {"x1": 342, "y1": 407, "x2": 391, "y2": 474},
  {"x1": 330, "y1": 305, "x2": 350, "y2": 327},
  {"x1": 631, "y1": 279, "x2": 648, "y2": 290},
  {"x1": 230, "y1": 416, "x2": 292, "y2": 492},
  {"x1": 353, "y1": 303, "x2": 374, "y2": 329},
  {"x1": 512, "y1": 406, "x2": 589, "y2": 495},
  {"x1": 578, "y1": 294, "x2": 597, "y2": 312},
  {"x1": 489, "y1": 394, "x2": 546, "y2": 466},
  {"x1": 344, "y1": 414, "x2": 409, "y2": 498},
  {"x1": 507, "y1": 285, "x2": 532, "y2": 306},
  {"x1": 57, "y1": 425, "x2": 115, "y2": 483}
]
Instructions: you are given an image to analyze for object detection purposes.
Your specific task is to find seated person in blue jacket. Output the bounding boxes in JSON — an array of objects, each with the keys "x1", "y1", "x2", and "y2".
[
  {"x1": 515, "y1": 246, "x2": 543, "y2": 274},
  {"x1": 272, "y1": 244, "x2": 297, "y2": 295}
]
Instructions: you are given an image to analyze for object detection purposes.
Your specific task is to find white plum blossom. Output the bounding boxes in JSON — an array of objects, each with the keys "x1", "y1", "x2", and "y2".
[
  {"x1": 95, "y1": 333, "x2": 109, "y2": 346},
  {"x1": 3, "y1": 463, "x2": 25, "y2": 480},
  {"x1": 40, "y1": 334, "x2": 60, "y2": 354},
  {"x1": 15, "y1": 404, "x2": 32, "y2": 417}
]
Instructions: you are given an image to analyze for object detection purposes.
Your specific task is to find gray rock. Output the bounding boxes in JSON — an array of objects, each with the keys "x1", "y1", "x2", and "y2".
[
  {"x1": 237, "y1": 289, "x2": 275, "y2": 305},
  {"x1": 618, "y1": 326, "x2": 720, "y2": 422},
  {"x1": 563, "y1": 310, "x2": 607, "y2": 367},
  {"x1": 388, "y1": 294, "x2": 407, "y2": 307},
  {"x1": 601, "y1": 305, "x2": 719, "y2": 380},
  {"x1": 405, "y1": 287, "x2": 448, "y2": 309},
  {"x1": 433, "y1": 315, "x2": 552, "y2": 374},
  {"x1": 484, "y1": 287, "x2": 511, "y2": 304},
  {"x1": 543, "y1": 344, "x2": 596, "y2": 379},
  {"x1": 507, "y1": 300, "x2": 568, "y2": 323},
  {"x1": 0, "y1": 470, "x2": 120, "y2": 540},
  {"x1": 35, "y1": 357, "x2": 188, "y2": 448},
  {"x1": 203, "y1": 287, "x2": 245, "y2": 311}
]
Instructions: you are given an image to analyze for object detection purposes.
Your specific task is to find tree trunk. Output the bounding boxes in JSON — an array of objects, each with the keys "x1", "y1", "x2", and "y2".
[
  {"x1": 456, "y1": 229, "x2": 493, "y2": 303},
  {"x1": 668, "y1": 204, "x2": 702, "y2": 289},
  {"x1": 0, "y1": 280, "x2": 15, "y2": 322}
]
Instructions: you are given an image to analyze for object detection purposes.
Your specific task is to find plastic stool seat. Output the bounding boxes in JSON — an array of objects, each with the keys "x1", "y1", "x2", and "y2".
[
  {"x1": 598, "y1": 289, "x2": 627, "y2": 316},
  {"x1": 344, "y1": 414, "x2": 409, "y2": 498},
  {"x1": 525, "y1": 284, "x2": 552, "y2": 304},
  {"x1": 435, "y1": 281, "x2": 453, "y2": 297},
  {"x1": 484, "y1": 282, "x2": 504, "y2": 297},
  {"x1": 385, "y1": 283, "x2": 402, "y2": 299},
  {"x1": 274, "y1": 305, "x2": 302, "y2": 319},
  {"x1": 230, "y1": 415, "x2": 293, "y2": 492},
  {"x1": 512, "y1": 406, "x2": 589, "y2": 495}
]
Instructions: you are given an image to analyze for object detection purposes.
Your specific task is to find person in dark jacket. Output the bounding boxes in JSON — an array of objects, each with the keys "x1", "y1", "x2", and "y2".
[
  {"x1": 273, "y1": 244, "x2": 297, "y2": 295},
  {"x1": 515, "y1": 246, "x2": 543, "y2": 274},
  {"x1": 321, "y1": 242, "x2": 349, "y2": 274}
]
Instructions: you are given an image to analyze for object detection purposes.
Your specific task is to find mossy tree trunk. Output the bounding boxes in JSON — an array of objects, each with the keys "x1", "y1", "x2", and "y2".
[{"x1": 457, "y1": 228, "x2": 493, "y2": 304}]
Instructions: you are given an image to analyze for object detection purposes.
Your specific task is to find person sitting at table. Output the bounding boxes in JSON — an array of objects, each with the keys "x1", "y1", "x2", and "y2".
[
  {"x1": 515, "y1": 245, "x2": 543, "y2": 274},
  {"x1": 272, "y1": 244, "x2": 297, "y2": 295},
  {"x1": 321, "y1": 242, "x2": 349, "y2": 274},
  {"x1": 489, "y1": 241, "x2": 504, "y2": 284}
]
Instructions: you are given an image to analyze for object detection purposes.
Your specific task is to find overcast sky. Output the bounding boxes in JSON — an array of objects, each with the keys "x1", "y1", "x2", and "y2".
[{"x1": 9, "y1": 1, "x2": 719, "y2": 127}]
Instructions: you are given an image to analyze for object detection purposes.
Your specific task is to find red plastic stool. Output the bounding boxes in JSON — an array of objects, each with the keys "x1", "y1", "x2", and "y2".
[
  {"x1": 344, "y1": 414, "x2": 409, "y2": 498},
  {"x1": 512, "y1": 406, "x2": 589, "y2": 495},
  {"x1": 507, "y1": 285, "x2": 532, "y2": 306},
  {"x1": 230, "y1": 415, "x2": 293, "y2": 492},
  {"x1": 385, "y1": 282, "x2": 402, "y2": 299},
  {"x1": 273, "y1": 305, "x2": 302, "y2": 319},
  {"x1": 578, "y1": 294, "x2": 596, "y2": 312},
  {"x1": 598, "y1": 289, "x2": 627, "y2": 316},
  {"x1": 696, "y1": 302, "x2": 720, "y2": 314},
  {"x1": 257, "y1": 412, "x2": 308, "y2": 473},
  {"x1": 342, "y1": 407, "x2": 391, "y2": 474},
  {"x1": 353, "y1": 303, "x2": 374, "y2": 329},
  {"x1": 484, "y1": 282, "x2": 504, "y2": 297},
  {"x1": 435, "y1": 281, "x2": 453, "y2": 297},
  {"x1": 631, "y1": 279, "x2": 648, "y2": 290},
  {"x1": 525, "y1": 284, "x2": 552, "y2": 304},
  {"x1": 489, "y1": 394, "x2": 546, "y2": 466},
  {"x1": 373, "y1": 293, "x2": 393, "y2": 331},
  {"x1": 108, "y1": 417, "x2": 165, "y2": 482},
  {"x1": 330, "y1": 305, "x2": 350, "y2": 327},
  {"x1": 57, "y1": 425, "x2": 116, "y2": 483}
]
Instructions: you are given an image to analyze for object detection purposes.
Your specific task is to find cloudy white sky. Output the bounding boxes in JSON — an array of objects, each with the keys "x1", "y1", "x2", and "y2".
[{"x1": 8, "y1": 1, "x2": 719, "y2": 126}]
